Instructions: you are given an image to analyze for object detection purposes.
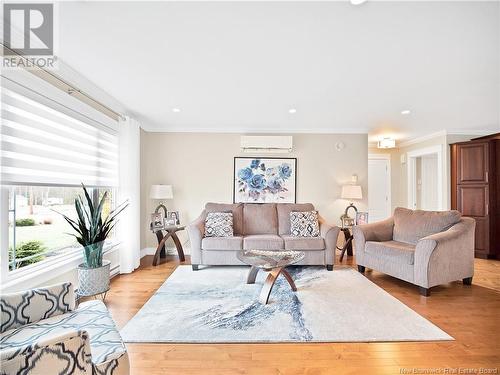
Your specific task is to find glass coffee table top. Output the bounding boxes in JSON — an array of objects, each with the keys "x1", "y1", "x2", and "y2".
[{"x1": 237, "y1": 250, "x2": 305, "y2": 271}]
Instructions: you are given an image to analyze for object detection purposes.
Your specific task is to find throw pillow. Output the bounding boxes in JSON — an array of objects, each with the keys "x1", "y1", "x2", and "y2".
[
  {"x1": 205, "y1": 212, "x2": 234, "y2": 237},
  {"x1": 290, "y1": 211, "x2": 320, "y2": 237}
]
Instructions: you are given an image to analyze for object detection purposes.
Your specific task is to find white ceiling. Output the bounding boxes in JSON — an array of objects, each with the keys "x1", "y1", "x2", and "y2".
[{"x1": 58, "y1": 1, "x2": 500, "y2": 142}]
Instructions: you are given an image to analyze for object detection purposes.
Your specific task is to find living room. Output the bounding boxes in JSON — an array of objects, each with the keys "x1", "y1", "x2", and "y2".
[{"x1": 1, "y1": 1, "x2": 499, "y2": 374}]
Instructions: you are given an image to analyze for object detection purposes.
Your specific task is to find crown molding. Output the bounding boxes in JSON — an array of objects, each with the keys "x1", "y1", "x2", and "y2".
[{"x1": 398, "y1": 130, "x2": 448, "y2": 148}]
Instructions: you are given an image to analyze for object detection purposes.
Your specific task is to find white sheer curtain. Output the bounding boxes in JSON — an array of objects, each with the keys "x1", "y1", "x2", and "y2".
[{"x1": 117, "y1": 116, "x2": 141, "y2": 273}]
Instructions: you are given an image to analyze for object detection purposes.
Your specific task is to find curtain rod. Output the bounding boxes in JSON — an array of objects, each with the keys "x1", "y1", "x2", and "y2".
[{"x1": 1, "y1": 43, "x2": 126, "y2": 122}]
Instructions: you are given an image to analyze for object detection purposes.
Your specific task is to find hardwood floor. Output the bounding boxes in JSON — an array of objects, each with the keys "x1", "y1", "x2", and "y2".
[{"x1": 105, "y1": 254, "x2": 500, "y2": 375}]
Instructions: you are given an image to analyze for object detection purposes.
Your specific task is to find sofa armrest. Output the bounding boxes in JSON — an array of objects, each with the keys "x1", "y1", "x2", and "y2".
[
  {"x1": 1, "y1": 282, "x2": 75, "y2": 333},
  {"x1": 0, "y1": 330, "x2": 92, "y2": 374},
  {"x1": 352, "y1": 217, "x2": 394, "y2": 256},
  {"x1": 187, "y1": 210, "x2": 206, "y2": 265},
  {"x1": 319, "y1": 222, "x2": 340, "y2": 266},
  {"x1": 414, "y1": 217, "x2": 475, "y2": 288}
]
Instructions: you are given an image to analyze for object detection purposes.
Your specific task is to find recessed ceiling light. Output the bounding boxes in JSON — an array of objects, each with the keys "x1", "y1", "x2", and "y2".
[
  {"x1": 172, "y1": 108, "x2": 181, "y2": 113},
  {"x1": 288, "y1": 108, "x2": 297, "y2": 114},
  {"x1": 401, "y1": 110, "x2": 411, "y2": 115},
  {"x1": 350, "y1": 0, "x2": 368, "y2": 5}
]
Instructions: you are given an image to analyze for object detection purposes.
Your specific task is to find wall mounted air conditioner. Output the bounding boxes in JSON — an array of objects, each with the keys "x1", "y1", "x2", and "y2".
[{"x1": 240, "y1": 135, "x2": 293, "y2": 153}]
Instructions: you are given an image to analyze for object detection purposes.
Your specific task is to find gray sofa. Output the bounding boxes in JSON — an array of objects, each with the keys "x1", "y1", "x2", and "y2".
[
  {"x1": 353, "y1": 207, "x2": 475, "y2": 296},
  {"x1": 187, "y1": 203, "x2": 340, "y2": 270}
]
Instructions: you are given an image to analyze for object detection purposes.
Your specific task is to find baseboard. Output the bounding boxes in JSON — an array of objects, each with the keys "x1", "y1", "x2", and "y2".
[{"x1": 141, "y1": 247, "x2": 156, "y2": 258}]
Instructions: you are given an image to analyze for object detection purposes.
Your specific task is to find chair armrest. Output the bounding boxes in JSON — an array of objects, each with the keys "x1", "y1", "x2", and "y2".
[
  {"x1": 0, "y1": 330, "x2": 92, "y2": 374},
  {"x1": 352, "y1": 217, "x2": 394, "y2": 255},
  {"x1": 319, "y1": 222, "x2": 340, "y2": 266},
  {"x1": 187, "y1": 210, "x2": 206, "y2": 265},
  {"x1": 414, "y1": 217, "x2": 475, "y2": 288},
  {"x1": 1, "y1": 283, "x2": 75, "y2": 333}
]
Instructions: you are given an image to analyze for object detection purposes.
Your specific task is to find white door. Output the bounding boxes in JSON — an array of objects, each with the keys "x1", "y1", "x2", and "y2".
[
  {"x1": 420, "y1": 154, "x2": 439, "y2": 210},
  {"x1": 368, "y1": 157, "x2": 391, "y2": 223}
]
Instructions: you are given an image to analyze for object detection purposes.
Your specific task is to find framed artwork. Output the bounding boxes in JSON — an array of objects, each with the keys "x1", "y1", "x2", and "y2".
[
  {"x1": 167, "y1": 211, "x2": 180, "y2": 225},
  {"x1": 356, "y1": 211, "x2": 369, "y2": 225},
  {"x1": 342, "y1": 217, "x2": 355, "y2": 228},
  {"x1": 150, "y1": 212, "x2": 164, "y2": 230},
  {"x1": 233, "y1": 157, "x2": 297, "y2": 203}
]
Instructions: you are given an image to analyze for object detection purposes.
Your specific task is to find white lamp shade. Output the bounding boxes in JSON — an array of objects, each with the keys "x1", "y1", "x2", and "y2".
[
  {"x1": 150, "y1": 184, "x2": 173, "y2": 200},
  {"x1": 341, "y1": 185, "x2": 362, "y2": 200}
]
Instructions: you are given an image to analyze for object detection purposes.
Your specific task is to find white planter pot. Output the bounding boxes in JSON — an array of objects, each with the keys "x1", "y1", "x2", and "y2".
[{"x1": 77, "y1": 260, "x2": 110, "y2": 297}]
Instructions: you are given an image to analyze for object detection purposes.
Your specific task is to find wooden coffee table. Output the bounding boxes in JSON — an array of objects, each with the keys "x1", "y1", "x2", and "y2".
[{"x1": 237, "y1": 250, "x2": 305, "y2": 304}]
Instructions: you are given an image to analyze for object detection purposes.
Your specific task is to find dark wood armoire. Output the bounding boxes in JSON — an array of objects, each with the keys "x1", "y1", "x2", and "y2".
[{"x1": 450, "y1": 133, "x2": 500, "y2": 259}]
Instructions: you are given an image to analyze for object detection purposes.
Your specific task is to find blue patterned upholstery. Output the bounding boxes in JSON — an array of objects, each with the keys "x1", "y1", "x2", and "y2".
[{"x1": 0, "y1": 284, "x2": 129, "y2": 375}]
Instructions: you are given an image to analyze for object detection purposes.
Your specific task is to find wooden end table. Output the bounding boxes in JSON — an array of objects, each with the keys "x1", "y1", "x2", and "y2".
[{"x1": 152, "y1": 225, "x2": 186, "y2": 266}]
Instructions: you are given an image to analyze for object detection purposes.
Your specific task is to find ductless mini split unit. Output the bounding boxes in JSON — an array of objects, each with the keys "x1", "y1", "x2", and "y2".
[{"x1": 240, "y1": 135, "x2": 293, "y2": 153}]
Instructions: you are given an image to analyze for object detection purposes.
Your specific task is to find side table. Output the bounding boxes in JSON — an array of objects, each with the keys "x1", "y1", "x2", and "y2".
[
  {"x1": 337, "y1": 227, "x2": 354, "y2": 262},
  {"x1": 153, "y1": 225, "x2": 186, "y2": 266}
]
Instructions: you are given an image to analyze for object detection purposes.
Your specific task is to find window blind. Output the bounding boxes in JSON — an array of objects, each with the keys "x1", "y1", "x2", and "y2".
[{"x1": 1, "y1": 79, "x2": 119, "y2": 187}]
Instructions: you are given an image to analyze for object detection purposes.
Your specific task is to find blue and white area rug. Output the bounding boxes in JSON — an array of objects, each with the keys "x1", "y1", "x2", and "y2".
[{"x1": 120, "y1": 266, "x2": 452, "y2": 343}]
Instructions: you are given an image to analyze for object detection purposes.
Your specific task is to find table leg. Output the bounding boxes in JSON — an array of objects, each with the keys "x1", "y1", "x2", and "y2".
[
  {"x1": 281, "y1": 269, "x2": 297, "y2": 291},
  {"x1": 247, "y1": 266, "x2": 259, "y2": 284},
  {"x1": 153, "y1": 232, "x2": 172, "y2": 266},
  {"x1": 259, "y1": 268, "x2": 282, "y2": 304},
  {"x1": 339, "y1": 237, "x2": 353, "y2": 262},
  {"x1": 170, "y1": 231, "x2": 186, "y2": 262},
  {"x1": 155, "y1": 231, "x2": 166, "y2": 258}
]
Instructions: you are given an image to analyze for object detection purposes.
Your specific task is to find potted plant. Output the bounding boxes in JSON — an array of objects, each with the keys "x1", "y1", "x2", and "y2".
[{"x1": 58, "y1": 184, "x2": 128, "y2": 298}]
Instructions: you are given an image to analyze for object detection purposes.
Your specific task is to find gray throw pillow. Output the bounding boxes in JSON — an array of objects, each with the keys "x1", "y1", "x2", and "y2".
[
  {"x1": 205, "y1": 212, "x2": 234, "y2": 237},
  {"x1": 290, "y1": 211, "x2": 320, "y2": 237}
]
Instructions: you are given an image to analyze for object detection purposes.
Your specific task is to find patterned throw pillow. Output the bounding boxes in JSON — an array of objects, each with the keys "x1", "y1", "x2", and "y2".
[
  {"x1": 205, "y1": 212, "x2": 234, "y2": 237},
  {"x1": 290, "y1": 211, "x2": 320, "y2": 237}
]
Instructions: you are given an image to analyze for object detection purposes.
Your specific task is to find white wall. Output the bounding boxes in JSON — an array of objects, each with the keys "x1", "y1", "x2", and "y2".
[{"x1": 140, "y1": 132, "x2": 368, "y2": 250}]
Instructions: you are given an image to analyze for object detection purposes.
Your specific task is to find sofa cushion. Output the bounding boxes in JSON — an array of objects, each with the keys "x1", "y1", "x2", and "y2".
[
  {"x1": 365, "y1": 240, "x2": 416, "y2": 265},
  {"x1": 243, "y1": 204, "x2": 278, "y2": 235},
  {"x1": 243, "y1": 234, "x2": 284, "y2": 250},
  {"x1": 202, "y1": 236, "x2": 243, "y2": 251},
  {"x1": 0, "y1": 300, "x2": 127, "y2": 367},
  {"x1": 204, "y1": 212, "x2": 233, "y2": 237},
  {"x1": 393, "y1": 207, "x2": 462, "y2": 245},
  {"x1": 205, "y1": 203, "x2": 244, "y2": 235},
  {"x1": 277, "y1": 203, "x2": 315, "y2": 235},
  {"x1": 282, "y1": 235, "x2": 325, "y2": 250},
  {"x1": 290, "y1": 210, "x2": 320, "y2": 237}
]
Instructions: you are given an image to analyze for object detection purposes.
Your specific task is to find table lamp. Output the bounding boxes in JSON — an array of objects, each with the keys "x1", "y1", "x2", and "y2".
[
  {"x1": 150, "y1": 184, "x2": 173, "y2": 218},
  {"x1": 341, "y1": 184, "x2": 362, "y2": 219}
]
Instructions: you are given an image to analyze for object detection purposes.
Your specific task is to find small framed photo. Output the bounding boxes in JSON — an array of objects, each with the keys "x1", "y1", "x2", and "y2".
[
  {"x1": 356, "y1": 212, "x2": 369, "y2": 225},
  {"x1": 342, "y1": 217, "x2": 355, "y2": 228},
  {"x1": 166, "y1": 211, "x2": 180, "y2": 226},
  {"x1": 151, "y1": 212, "x2": 164, "y2": 230}
]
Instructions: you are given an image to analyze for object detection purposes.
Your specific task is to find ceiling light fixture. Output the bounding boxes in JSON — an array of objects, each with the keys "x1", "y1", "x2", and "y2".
[
  {"x1": 172, "y1": 108, "x2": 181, "y2": 113},
  {"x1": 350, "y1": 0, "x2": 368, "y2": 5},
  {"x1": 401, "y1": 110, "x2": 411, "y2": 115},
  {"x1": 377, "y1": 137, "x2": 396, "y2": 149},
  {"x1": 288, "y1": 108, "x2": 297, "y2": 114}
]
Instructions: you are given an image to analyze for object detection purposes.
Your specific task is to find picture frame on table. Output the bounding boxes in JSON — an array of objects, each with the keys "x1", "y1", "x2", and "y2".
[
  {"x1": 150, "y1": 212, "x2": 164, "y2": 230},
  {"x1": 356, "y1": 211, "x2": 369, "y2": 225},
  {"x1": 342, "y1": 217, "x2": 355, "y2": 228},
  {"x1": 166, "y1": 211, "x2": 180, "y2": 226}
]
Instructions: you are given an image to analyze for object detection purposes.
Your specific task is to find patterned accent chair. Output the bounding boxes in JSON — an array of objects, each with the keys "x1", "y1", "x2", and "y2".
[
  {"x1": 0, "y1": 283, "x2": 129, "y2": 375},
  {"x1": 353, "y1": 207, "x2": 475, "y2": 297}
]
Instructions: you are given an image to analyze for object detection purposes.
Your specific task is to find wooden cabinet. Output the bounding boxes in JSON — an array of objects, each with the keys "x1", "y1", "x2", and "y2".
[{"x1": 450, "y1": 135, "x2": 499, "y2": 259}]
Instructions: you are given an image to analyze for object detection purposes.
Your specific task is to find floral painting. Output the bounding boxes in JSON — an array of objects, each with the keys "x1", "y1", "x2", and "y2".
[{"x1": 233, "y1": 157, "x2": 297, "y2": 203}]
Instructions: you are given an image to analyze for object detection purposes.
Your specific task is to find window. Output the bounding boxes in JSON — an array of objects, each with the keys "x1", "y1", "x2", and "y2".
[
  {"x1": 7, "y1": 186, "x2": 114, "y2": 271},
  {"x1": 1, "y1": 72, "x2": 119, "y2": 280}
]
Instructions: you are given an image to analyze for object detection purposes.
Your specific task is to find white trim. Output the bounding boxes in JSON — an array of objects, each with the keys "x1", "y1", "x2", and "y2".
[
  {"x1": 140, "y1": 247, "x2": 156, "y2": 258},
  {"x1": 399, "y1": 131, "x2": 447, "y2": 148},
  {"x1": 368, "y1": 154, "x2": 392, "y2": 219},
  {"x1": 0, "y1": 242, "x2": 120, "y2": 292},
  {"x1": 140, "y1": 125, "x2": 370, "y2": 134},
  {"x1": 407, "y1": 145, "x2": 443, "y2": 211}
]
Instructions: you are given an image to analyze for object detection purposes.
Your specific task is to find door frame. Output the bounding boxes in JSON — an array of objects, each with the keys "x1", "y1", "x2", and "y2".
[
  {"x1": 368, "y1": 153, "x2": 392, "y2": 219},
  {"x1": 407, "y1": 145, "x2": 443, "y2": 210}
]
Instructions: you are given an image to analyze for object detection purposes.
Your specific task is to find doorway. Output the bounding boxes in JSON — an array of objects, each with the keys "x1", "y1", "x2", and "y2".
[
  {"x1": 368, "y1": 154, "x2": 391, "y2": 222},
  {"x1": 407, "y1": 145, "x2": 443, "y2": 211}
]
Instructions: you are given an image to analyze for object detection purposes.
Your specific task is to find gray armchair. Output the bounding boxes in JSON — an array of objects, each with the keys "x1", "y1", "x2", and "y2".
[{"x1": 353, "y1": 207, "x2": 475, "y2": 296}]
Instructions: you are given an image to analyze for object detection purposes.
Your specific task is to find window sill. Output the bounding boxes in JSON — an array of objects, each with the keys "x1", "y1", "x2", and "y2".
[{"x1": 1, "y1": 241, "x2": 120, "y2": 292}]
